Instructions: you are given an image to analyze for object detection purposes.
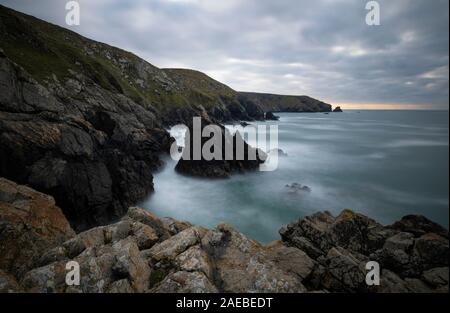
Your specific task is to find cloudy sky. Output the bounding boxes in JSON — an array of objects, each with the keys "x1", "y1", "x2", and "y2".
[{"x1": 1, "y1": 0, "x2": 448, "y2": 109}]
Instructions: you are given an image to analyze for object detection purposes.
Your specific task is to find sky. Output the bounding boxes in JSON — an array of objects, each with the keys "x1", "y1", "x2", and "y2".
[{"x1": 1, "y1": 0, "x2": 449, "y2": 109}]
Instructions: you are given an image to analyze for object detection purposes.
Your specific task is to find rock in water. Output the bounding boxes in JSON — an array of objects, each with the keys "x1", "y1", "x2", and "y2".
[
  {"x1": 175, "y1": 117, "x2": 266, "y2": 178},
  {"x1": 265, "y1": 111, "x2": 280, "y2": 120},
  {"x1": 333, "y1": 106, "x2": 343, "y2": 112},
  {"x1": 269, "y1": 148, "x2": 288, "y2": 157},
  {"x1": 285, "y1": 183, "x2": 311, "y2": 194}
]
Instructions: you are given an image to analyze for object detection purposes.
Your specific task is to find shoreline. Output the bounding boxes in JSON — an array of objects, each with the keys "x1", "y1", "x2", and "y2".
[{"x1": 1, "y1": 177, "x2": 448, "y2": 293}]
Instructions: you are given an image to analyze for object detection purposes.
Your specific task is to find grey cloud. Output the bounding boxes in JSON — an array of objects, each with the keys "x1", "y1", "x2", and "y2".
[{"x1": 0, "y1": 0, "x2": 448, "y2": 108}]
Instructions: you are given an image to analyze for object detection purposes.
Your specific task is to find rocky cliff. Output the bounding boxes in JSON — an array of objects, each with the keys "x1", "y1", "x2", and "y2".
[
  {"x1": 238, "y1": 92, "x2": 333, "y2": 113},
  {"x1": 0, "y1": 5, "x2": 336, "y2": 228},
  {"x1": 1, "y1": 178, "x2": 447, "y2": 293},
  {"x1": 0, "y1": 5, "x2": 331, "y2": 127}
]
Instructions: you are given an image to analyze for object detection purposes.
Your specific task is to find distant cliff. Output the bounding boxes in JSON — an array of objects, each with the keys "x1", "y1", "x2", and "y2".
[
  {"x1": 0, "y1": 5, "x2": 333, "y2": 126},
  {"x1": 238, "y1": 92, "x2": 332, "y2": 113}
]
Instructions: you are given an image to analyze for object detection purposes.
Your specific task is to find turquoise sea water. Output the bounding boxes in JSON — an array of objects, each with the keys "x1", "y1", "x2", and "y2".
[{"x1": 140, "y1": 110, "x2": 449, "y2": 243}]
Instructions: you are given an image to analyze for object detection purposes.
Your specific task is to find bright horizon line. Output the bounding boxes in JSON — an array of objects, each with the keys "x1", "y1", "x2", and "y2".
[{"x1": 331, "y1": 102, "x2": 449, "y2": 111}]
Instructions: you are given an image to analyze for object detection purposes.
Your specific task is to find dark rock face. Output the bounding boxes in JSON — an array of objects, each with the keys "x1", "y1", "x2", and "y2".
[
  {"x1": 390, "y1": 215, "x2": 449, "y2": 239},
  {"x1": 280, "y1": 209, "x2": 449, "y2": 292},
  {"x1": 0, "y1": 52, "x2": 172, "y2": 230},
  {"x1": 265, "y1": 111, "x2": 280, "y2": 120},
  {"x1": 175, "y1": 118, "x2": 266, "y2": 178},
  {"x1": 238, "y1": 92, "x2": 332, "y2": 113},
  {"x1": 236, "y1": 94, "x2": 265, "y2": 120},
  {"x1": 333, "y1": 106, "x2": 343, "y2": 112}
]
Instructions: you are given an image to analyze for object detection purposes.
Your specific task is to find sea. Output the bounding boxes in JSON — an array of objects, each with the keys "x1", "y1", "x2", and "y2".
[{"x1": 139, "y1": 110, "x2": 449, "y2": 243}]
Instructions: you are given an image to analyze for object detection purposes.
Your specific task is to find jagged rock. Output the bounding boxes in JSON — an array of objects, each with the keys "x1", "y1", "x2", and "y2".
[
  {"x1": 370, "y1": 232, "x2": 422, "y2": 278},
  {"x1": 414, "y1": 233, "x2": 449, "y2": 269},
  {"x1": 285, "y1": 183, "x2": 311, "y2": 194},
  {"x1": 280, "y1": 211, "x2": 335, "y2": 255},
  {"x1": 0, "y1": 52, "x2": 172, "y2": 230},
  {"x1": 107, "y1": 279, "x2": 134, "y2": 293},
  {"x1": 422, "y1": 267, "x2": 449, "y2": 288},
  {"x1": 111, "y1": 238, "x2": 151, "y2": 292},
  {"x1": 383, "y1": 232, "x2": 415, "y2": 251},
  {"x1": 200, "y1": 224, "x2": 309, "y2": 293},
  {"x1": 390, "y1": 215, "x2": 449, "y2": 239},
  {"x1": 404, "y1": 278, "x2": 433, "y2": 293},
  {"x1": 281, "y1": 209, "x2": 391, "y2": 257},
  {"x1": 20, "y1": 261, "x2": 69, "y2": 293},
  {"x1": 125, "y1": 207, "x2": 171, "y2": 241},
  {"x1": 77, "y1": 227, "x2": 107, "y2": 248},
  {"x1": 280, "y1": 209, "x2": 449, "y2": 292},
  {"x1": 0, "y1": 269, "x2": 21, "y2": 293},
  {"x1": 377, "y1": 269, "x2": 410, "y2": 293},
  {"x1": 147, "y1": 226, "x2": 207, "y2": 263},
  {"x1": 150, "y1": 271, "x2": 218, "y2": 293},
  {"x1": 1, "y1": 180, "x2": 448, "y2": 293},
  {"x1": 320, "y1": 247, "x2": 367, "y2": 292},
  {"x1": 131, "y1": 222, "x2": 159, "y2": 250},
  {"x1": 175, "y1": 118, "x2": 266, "y2": 178},
  {"x1": 263, "y1": 241, "x2": 316, "y2": 281},
  {"x1": 333, "y1": 106, "x2": 343, "y2": 112},
  {"x1": 175, "y1": 245, "x2": 213, "y2": 279},
  {"x1": 0, "y1": 178, "x2": 75, "y2": 279},
  {"x1": 265, "y1": 111, "x2": 280, "y2": 120},
  {"x1": 160, "y1": 217, "x2": 192, "y2": 236}
]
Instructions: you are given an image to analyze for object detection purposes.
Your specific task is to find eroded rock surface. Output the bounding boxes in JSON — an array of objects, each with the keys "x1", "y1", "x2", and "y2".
[
  {"x1": 281, "y1": 209, "x2": 449, "y2": 292},
  {"x1": 0, "y1": 178, "x2": 448, "y2": 293}
]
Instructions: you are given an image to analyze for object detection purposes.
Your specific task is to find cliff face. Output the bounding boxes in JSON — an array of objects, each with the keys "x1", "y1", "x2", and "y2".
[
  {"x1": 0, "y1": 5, "x2": 332, "y2": 125},
  {"x1": 238, "y1": 92, "x2": 333, "y2": 113},
  {"x1": 162, "y1": 68, "x2": 266, "y2": 122},
  {"x1": 0, "y1": 178, "x2": 448, "y2": 293},
  {"x1": 0, "y1": 5, "x2": 335, "y2": 228}
]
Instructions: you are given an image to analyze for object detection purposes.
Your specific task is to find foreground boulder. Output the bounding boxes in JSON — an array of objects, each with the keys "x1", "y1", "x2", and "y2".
[
  {"x1": 0, "y1": 178, "x2": 75, "y2": 279},
  {"x1": 281, "y1": 209, "x2": 449, "y2": 292},
  {"x1": 0, "y1": 178, "x2": 448, "y2": 293}
]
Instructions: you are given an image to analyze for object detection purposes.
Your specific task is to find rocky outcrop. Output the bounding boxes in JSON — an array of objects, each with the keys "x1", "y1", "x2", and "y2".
[
  {"x1": 1, "y1": 179, "x2": 447, "y2": 293},
  {"x1": 285, "y1": 183, "x2": 312, "y2": 194},
  {"x1": 280, "y1": 209, "x2": 449, "y2": 292},
  {"x1": 175, "y1": 118, "x2": 267, "y2": 178},
  {"x1": 0, "y1": 49, "x2": 172, "y2": 230},
  {"x1": 265, "y1": 111, "x2": 280, "y2": 120},
  {"x1": 238, "y1": 92, "x2": 332, "y2": 113},
  {"x1": 0, "y1": 178, "x2": 75, "y2": 281},
  {"x1": 333, "y1": 106, "x2": 343, "y2": 112}
]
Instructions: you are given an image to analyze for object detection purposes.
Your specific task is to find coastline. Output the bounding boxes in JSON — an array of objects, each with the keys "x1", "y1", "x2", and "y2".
[{"x1": 1, "y1": 177, "x2": 448, "y2": 293}]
